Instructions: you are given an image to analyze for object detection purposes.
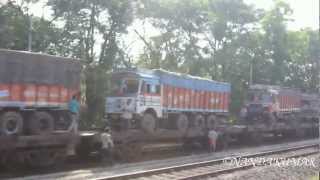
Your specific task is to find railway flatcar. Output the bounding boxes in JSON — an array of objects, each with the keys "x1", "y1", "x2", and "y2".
[
  {"x1": 0, "y1": 49, "x2": 81, "y2": 167},
  {"x1": 241, "y1": 84, "x2": 319, "y2": 138}
]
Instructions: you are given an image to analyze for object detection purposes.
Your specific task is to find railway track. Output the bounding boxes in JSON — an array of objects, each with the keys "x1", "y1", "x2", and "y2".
[
  {"x1": 99, "y1": 143, "x2": 319, "y2": 180},
  {"x1": 7, "y1": 139, "x2": 319, "y2": 180}
]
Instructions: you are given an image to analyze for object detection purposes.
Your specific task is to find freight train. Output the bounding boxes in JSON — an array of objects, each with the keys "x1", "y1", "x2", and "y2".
[
  {"x1": 0, "y1": 49, "x2": 318, "y2": 168},
  {"x1": 107, "y1": 70, "x2": 318, "y2": 152}
]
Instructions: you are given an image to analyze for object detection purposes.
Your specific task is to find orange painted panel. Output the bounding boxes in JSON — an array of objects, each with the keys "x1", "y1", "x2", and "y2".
[
  {"x1": 186, "y1": 89, "x2": 192, "y2": 109},
  {"x1": 198, "y1": 91, "x2": 202, "y2": 109},
  {"x1": 207, "y1": 92, "x2": 211, "y2": 110},
  {"x1": 37, "y1": 85, "x2": 49, "y2": 103},
  {"x1": 212, "y1": 92, "x2": 216, "y2": 109},
  {"x1": 210, "y1": 92, "x2": 214, "y2": 110},
  {"x1": 222, "y1": 93, "x2": 226, "y2": 110},
  {"x1": 177, "y1": 88, "x2": 182, "y2": 109},
  {"x1": 24, "y1": 84, "x2": 36, "y2": 103},
  {"x1": 223, "y1": 92, "x2": 228, "y2": 111},
  {"x1": 168, "y1": 86, "x2": 173, "y2": 108},
  {"x1": 181, "y1": 88, "x2": 186, "y2": 109},
  {"x1": 174, "y1": 87, "x2": 179, "y2": 108},
  {"x1": 221, "y1": 92, "x2": 225, "y2": 111},
  {"x1": 208, "y1": 92, "x2": 212, "y2": 110},
  {"x1": 204, "y1": 92, "x2": 208, "y2": 110},
  {"x1": 226, "y1": 93, "x2": 230, "y2": 111},
  {"x1": 200, "y1": 91, "x2": 204, "y2": 109},
  {"x1": 49, "y1": 86, "x2": 60, "y2": 103},
  {"x1": 190, "y1": 90, "x2": 194, "y2": 109},
  {"x1": 195, "y1": 90, "x2": 199, "y2": 109},
  {"x1": 212, "y1": 92, "x2": 216, "y2": 110},
  {"x1": 219, "y1": 92, "x2": 222, "y2": 110},
  {"x1": 10, "y1": 84, "x2": 22, "y2": 101},
  {"x1": 60, "y1": 87, "x2": 69, "y2": 103}
]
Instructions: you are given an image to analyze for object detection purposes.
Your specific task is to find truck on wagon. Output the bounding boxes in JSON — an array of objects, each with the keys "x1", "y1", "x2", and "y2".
[
  {"x1": 106, "y1": 69, "x2": 231, "y2": 146},
  {"x1": 0, "y1": 49, "x2": 81, "y2": 167},
  {"x1": 240, "y1": 84, "x2": 319, "y2": 139}
]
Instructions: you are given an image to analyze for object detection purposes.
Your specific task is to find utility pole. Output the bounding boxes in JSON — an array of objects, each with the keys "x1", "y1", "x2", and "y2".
[
  {"x1": 28, "y1": 14, "x2": 32, "y2": 52},
  {"x1": 318, "y1": 0, "x2": 320, "y2": 150},
  {"x1": 249, "y1": 59, "x2": 253, "y2": 86}
]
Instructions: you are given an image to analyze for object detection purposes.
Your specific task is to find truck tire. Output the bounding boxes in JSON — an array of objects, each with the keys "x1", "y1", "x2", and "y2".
[
  {"x1": 176, "y1": 114, "x2": 189, "y2": 135},
  {"x1": 29, "y1": 111, "x2": 54, "y2": 135},
  {"x1": 206, "y1": 115, "x2": 217, "y2": 130},
  {"x1": 194, "y1": 114, "x2": 206, "y2": 131},
  {"x1": 141, "y1": 113, "x2": 157, "y2": 135},
  {"x1": 0, "y1": 111, "x2": 23, "y2": 135}
]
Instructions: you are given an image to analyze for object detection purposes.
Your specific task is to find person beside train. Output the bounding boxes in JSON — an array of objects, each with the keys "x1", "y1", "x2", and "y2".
[
  {"x1": 68, "y1": 94, "x2": 80, "y2": 133},
  {"x1": 208, "y1": 130, "x2": 219, "y2": 152}
]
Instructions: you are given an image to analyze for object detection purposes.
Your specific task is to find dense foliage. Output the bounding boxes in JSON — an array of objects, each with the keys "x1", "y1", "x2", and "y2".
[{"x1": 0, "y1": 0, "x2": 319, "y2": 126}]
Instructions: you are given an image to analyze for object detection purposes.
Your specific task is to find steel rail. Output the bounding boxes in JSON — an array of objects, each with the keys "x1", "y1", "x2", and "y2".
[
  {"x1": 98, "y1": 143, "x2": 319, "y2": 180},
  {"x1": 177, "y1": 150, "x2": 318, "y2": 180}
]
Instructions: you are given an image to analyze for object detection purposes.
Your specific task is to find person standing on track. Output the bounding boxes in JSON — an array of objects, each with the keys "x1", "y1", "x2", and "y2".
[
  {"x1": 208, "y1": 130, "x2": 218, "y2": 152},
  {"x1": 68, "y1": 95, "x2": 80, "y2": 133}
]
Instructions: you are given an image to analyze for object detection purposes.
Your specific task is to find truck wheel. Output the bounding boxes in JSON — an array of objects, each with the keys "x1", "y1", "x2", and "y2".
[
  {"x1": 29, "y1": 112, "x2": 54, "y2": 135},
  {"x1": 194, "y1": 114, "x2": 206, "y2": 132},
  {"x1": 141, "y1": 113, "x2": 157, "y2": 135},
  {"x1": 206, "y1": 115, "x2": 217, "y2": 130},
  {"x1": 176, "y1": 114, "x2": 189, "y2": 135},
  {"x1": 0, "y1": 111, "x2": 23, "y2": 135}
]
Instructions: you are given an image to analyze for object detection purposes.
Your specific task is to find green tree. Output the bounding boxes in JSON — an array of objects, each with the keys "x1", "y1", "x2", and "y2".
[
  {"x1": 47, "y1": 0, "x2": 134, "y2": 125},
  {"x1": 0, "y1": 1, "x2": 58, "y2": 52},
  {"x1": 261, "y1": 0, "x2": 292, "y2": 85},
  {"x1": 137, "y1": 0, "x2": 207, "y2": 75}
]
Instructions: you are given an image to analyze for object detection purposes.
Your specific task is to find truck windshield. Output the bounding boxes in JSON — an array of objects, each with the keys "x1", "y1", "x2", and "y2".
[
  {"x1": 110, "y1": 77, "x2": 139, "y2": 96},
  {"x1": 248, "y1": 90, "x2": 272, "y2": 103}
]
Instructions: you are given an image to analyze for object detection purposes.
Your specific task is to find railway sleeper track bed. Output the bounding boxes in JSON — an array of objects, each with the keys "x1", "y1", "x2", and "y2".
[
  {"x1": 9, "y1": 139, "x2": 319, "y2": 180},
  {"x1": 100, "y1": 144, "x2": 319, "y2": 180}
]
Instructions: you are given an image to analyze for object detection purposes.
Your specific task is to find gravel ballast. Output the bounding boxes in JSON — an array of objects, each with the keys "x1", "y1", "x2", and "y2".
[{"x1": 211, "y1": 154, "x2": 320, "y2": 180}]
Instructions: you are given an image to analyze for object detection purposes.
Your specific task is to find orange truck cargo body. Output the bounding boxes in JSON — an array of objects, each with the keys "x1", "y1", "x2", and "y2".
[
  {"x1": 0, "y1": 84, "x2": 78, "y2": 108},
  {"x1": 0, "y1": 49, "x2": 81, "y2": 109},
  {"x1": 278, "y1": 93, "x2": 301, "y2": 112}
]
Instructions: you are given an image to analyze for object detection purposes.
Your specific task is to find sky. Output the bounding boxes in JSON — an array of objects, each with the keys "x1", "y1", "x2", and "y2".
[
  {"x1": 244, "y1": 0, "x2": 319, "y2": 30},
  {"x1": 22, "y1": 0, "x2": 319, "y2": 30},
  {"x1": 1, "y1": 0, "x2": 318, "y2": 30}
]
